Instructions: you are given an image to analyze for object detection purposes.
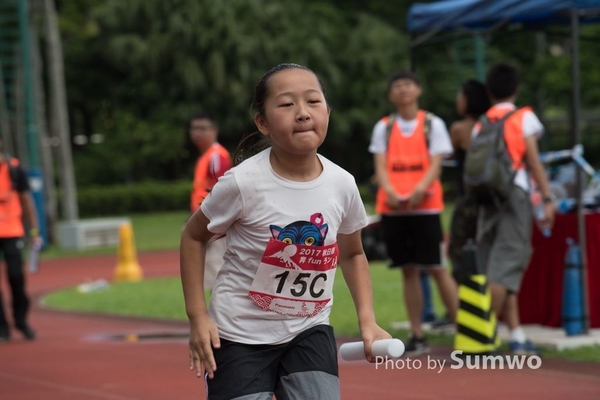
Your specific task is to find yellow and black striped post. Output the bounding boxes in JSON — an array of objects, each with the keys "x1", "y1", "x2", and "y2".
[{"x1": 454, "y1": 274, "x2": 501, "y2": 354}]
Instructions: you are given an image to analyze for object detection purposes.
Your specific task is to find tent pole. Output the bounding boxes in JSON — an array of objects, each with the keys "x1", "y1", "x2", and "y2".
[
  {"x1": 571, "y1": 8, "x2": 589, "y2": 335},
  {"x1": 409, "y1": 34, "x2": 417, "y2": 72},
  {"x1": 474, "y1": 33, "x2": 485, "y2": 81}
]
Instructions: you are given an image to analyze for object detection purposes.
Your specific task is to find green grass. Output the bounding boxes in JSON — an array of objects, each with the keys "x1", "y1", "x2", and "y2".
[
  {"x1": 41, "y1": 210, "x2": 189, "y2": 259},
  {"x1": 40, "y1": 208, "x2": 600, "y2": 364},
  {"x1": 42, "y1": 261, "x2": 431, "y2": 335}
]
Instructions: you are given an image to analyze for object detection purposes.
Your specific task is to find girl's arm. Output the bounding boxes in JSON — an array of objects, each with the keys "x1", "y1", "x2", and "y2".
[
  {"x1": 180, "y1": 210, "x2": 221, "y2": 378},
  {"x1": 337, "y1": 230, "x2": 392, "y2": 362}
]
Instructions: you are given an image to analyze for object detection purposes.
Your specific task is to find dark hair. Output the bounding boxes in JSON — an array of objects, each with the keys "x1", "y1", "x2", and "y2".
[
  {"x1": 189, "y1": 110, "x2": 217, "y2": 128},
  {"x1": 461, "y1": 79, "x2": 491, "y2": 119},
  {"x1": 250, "y1": 63, "x2": 326, "y2": 117},
  {"x1": 387, "y1": 70, "x2": 420, "y2": 93},
  {"x1": 485, "y1": 62, "x2": 520, "y2": 100},
  {"x1": 234, "y1": 63, "x2": 325, "y2": 165}
]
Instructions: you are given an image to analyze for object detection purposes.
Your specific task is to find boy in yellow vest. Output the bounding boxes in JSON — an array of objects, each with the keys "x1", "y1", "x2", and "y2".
[{"x1": 369, "y1": 71, "x2": 457, "y2": 354}]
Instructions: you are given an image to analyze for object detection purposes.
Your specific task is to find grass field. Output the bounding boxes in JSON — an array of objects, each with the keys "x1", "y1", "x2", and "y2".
[
  {"x1": 41, "y1": 210, "x2": 189, "y2": 259},
  {"x1": 42, "y1": 262, "x2": 422, "y2": 336},
  {"x1": 40, "y1": 208, "x2": 600, "y2": 363}
]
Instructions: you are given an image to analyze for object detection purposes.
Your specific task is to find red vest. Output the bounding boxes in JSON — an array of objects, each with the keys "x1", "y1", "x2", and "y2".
[
  {"x1": 191, "y1": 143, "x2": 232, "y2": 212},
  {"x1": 480, "y1": 105, "x2": 531, "y2": 169},
  {"x1": 0, "y1": 158, "x2": 25, "y2": 238},
  {"x1": 375, "y1": 110, "x2": 444, "y2": 214}
]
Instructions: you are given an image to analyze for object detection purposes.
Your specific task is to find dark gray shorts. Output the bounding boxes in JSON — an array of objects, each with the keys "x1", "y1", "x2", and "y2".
[
  {"x1": 477, "y1": 186, "x2": 533, "y2": 293},
  {"x1": 206, "y1": 324, "x2": 339, "y2": 400}
]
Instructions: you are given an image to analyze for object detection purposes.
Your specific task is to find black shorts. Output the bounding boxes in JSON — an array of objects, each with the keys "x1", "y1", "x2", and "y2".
[
  {"x1": 207, "y1": 324, "x2": 339, "y2": 400},
  {"x1": 381, "y1": 213, "x2": 444, "y2": 268}
]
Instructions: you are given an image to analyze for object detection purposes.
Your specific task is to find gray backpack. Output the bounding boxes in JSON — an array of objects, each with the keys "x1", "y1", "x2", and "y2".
[{"x1": 463, "y1": 110, "x2": 519, "y2": 205}]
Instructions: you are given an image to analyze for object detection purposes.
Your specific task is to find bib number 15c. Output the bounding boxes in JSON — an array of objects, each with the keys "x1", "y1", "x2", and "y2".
[{"x1": 275, "y1": 271, "x2": 327, "y2": 298}]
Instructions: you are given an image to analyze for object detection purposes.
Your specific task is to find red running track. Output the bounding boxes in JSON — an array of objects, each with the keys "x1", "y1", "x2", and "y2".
[{"x1": 1, "y1": 250, "x2": 599, "y2": 399}]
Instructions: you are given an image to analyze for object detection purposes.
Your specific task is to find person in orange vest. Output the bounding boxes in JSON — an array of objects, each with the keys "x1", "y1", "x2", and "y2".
[
  {"x1": 189, "y1": 111, "x2": 232, "y2": 213},
  {"x1": 474, "y1": 63, "x2": 554, "y2": 355},
  {"x1": 0, "y1": 139, "x2": 42, "y2": 342},
  {"x1": 188, "y1": 111, "x2": 232, "y2": 290},
  {"x1": 369, "y1": 71, "x2": 457, "y2": 355}
]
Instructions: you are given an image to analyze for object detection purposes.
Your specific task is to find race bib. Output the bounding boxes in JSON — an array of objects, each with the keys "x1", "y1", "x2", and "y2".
[{"x1": 249, "y1": 239, "x2": 338, "y2": 317}]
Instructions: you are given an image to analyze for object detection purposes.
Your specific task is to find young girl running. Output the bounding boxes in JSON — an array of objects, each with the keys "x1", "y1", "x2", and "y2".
[{"x1": 180, "y1": 63, "x2": 391, "y2": 400}]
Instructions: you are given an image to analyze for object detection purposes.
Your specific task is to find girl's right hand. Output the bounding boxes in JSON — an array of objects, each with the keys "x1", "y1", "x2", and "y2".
[{"x1": 188, "y1": 315, "x2": 221, "y2": 379}]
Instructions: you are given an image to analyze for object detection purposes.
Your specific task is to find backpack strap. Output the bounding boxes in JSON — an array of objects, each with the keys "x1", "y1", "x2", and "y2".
[
  {"x1": 385, "y1": 111, "x2": 434, "y2": 148},
  {"x1": 384, "y1": 113, "x2": 396, "y2": 146},
  {"x1": 423, "y1": 111, "x2": 433, "y2": 148}
]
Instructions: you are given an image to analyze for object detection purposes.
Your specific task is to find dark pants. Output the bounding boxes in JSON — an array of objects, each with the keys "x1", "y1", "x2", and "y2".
[
  {"x1": 0, "y1": 237, "x2": 29, "y2": 333},
  {"x1": 448, "y1": 196, "x2": 479, "y2": 285}
]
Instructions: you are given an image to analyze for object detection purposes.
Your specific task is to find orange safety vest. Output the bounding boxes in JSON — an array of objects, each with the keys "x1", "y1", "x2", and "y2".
[
  {"x1": 482, "y1": 105, "x2": 530, "y2": 169},
  {"x1": 375, "y1": 110, "x2": 444, "y2": 214},
  {"x1": 191, "y1": 143, "x2": 232, "y2": 212},
  {"x1": 0, "y1": 157, "x2": 25, "y2": 238}
]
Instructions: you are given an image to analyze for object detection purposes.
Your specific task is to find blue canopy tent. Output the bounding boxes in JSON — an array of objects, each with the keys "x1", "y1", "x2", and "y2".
[{"x1": 407, "y1": 0, "x2": 600, "y2": 333}]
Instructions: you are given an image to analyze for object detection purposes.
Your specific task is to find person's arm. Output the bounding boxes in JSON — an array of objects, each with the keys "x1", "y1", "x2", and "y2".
[
  {"x1": 19, "y1": 191, "x2": 38, "y2": 232},
  {"x1": 208, "y1": 152, "x2": 232, "y2": 183},
  {"x1": 450, "y1": 120, "x2": 472, "y2": 152},
  {"x1": 180, "y1": 209, "x2": 221, "y2": 379},
  {"x1": 14, "y1": 164, "x2": 42, "y2": 245},
  {"x1": 449, "y1": 121, "x2": 462, "y2": 152},
  {"x1": 524, "y1": 135, "x2": 555, "y2": 229},
  {"x1": 337, "y1": 231, "x2": 392, "y2": 362},
  {"x1": 374, "y1": 153, "x2": 400, "y2": 209}
]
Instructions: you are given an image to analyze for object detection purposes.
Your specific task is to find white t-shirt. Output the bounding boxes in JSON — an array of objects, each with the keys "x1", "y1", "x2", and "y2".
[
  {"x1": 200, "y1": 148, "x2": 368, "y2": 345},
  {"x1": 472, "y1": 102, "x2": 544, "y2": 191},
  {"x1": 368, "y1": 113, "x2": 453, "y2": 156}
]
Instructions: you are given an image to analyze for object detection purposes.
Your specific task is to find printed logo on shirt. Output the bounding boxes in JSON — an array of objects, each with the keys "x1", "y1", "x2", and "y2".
[{"x1": 249, "y1": 213, "x2": 338, "y2": 317}]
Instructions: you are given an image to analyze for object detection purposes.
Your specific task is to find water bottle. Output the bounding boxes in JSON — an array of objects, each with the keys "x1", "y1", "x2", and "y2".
[
  {"x1": 562, "y1": 238, "x2": 585, "y2": 336},
  {"x1": 27, "y1": 242, "x2": 42, "y2": 273},
  {"x1": 533, "y1": 202, "x2": 551, "y2": 237},
  {"x1": 530, "y1": 186, "x2": 551, "y2": 237}
]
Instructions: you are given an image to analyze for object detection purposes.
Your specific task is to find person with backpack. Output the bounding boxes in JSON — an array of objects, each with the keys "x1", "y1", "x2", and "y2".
[
  {"x1": 465, "y1": 62, "x2": 555, "y2": 355},
  {"x1": 369, "y1": 70, "x2": 457, "y2": 354},
  {"x1": 0, "y1": 139, "x2": 42, "y2": 342},
  {"x1": 447, "y1": 79, "x2": 491, "y2": 286}
]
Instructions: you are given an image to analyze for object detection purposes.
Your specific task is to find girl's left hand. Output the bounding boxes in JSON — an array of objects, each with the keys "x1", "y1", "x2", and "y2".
[{"x1": 360, "y1": 322, "x2": 393, "y2": 363}]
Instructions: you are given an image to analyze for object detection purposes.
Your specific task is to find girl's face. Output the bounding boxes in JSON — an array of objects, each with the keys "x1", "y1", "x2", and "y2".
[
  {"x1": 254, "y1": 69, "x2": 330, "y2": 157},
  {"x1": 456, "y1": 90, "x2": 467, "y2": 117}
]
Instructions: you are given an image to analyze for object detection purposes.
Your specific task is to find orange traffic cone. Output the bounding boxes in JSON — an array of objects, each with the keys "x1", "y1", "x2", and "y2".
[{"x1": 114, "y1": 222, "x2": 143, "y2": 282}]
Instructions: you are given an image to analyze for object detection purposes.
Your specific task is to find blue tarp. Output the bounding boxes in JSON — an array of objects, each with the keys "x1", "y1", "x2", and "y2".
[{"x1": 407, "y1": 0, "x2": 600, "y2": 33}]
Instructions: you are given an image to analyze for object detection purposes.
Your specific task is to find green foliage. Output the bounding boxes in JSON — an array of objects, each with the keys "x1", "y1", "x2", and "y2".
[
  {"x1": 59, "y1": 0, "x2": 407, "y2": 184},
  {"x1": 76, "y1": 180, "x2": 190, "y2": 217},
  {"x1": 57, "y1": 0, "x2": 600, "y2": 188}
]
